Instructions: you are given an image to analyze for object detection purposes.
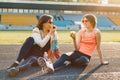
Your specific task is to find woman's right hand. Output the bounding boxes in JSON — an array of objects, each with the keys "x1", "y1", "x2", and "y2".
[
  {"x1": 49, "y1": 25, "x2": 56, "y2": 36},
  {"x1": 101, "y1": 61, "x2": 109, "y2": 65},
  {"x1": 70, "y1": 31, "x2": 76, "y2": 40}
]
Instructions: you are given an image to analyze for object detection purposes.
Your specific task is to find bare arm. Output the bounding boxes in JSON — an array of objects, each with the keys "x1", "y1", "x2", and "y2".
[
  {"x1": 70, "y1": 31, "x2": 77, "y2": 50},
  {"x1": 76, "y1": 30, "x2": 82, "y2": 50},
  {"x1": 70, "y1": 30, "x2": 82, "y2": 50},
  {"x1": 96, "y1": 31, "x2": 103, "y2": 64},
  {"x1": 96, "y1": 30, "x2": 109, "y2": 65},
  {"x1": 73, "y1": 36, "x2": 77, "y2": 50}
]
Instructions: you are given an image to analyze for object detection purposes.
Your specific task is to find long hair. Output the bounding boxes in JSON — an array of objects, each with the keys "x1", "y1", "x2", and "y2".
[
  {"x1": 36, "y1": 14, "x2": 53, "y2": 30},
  {"x1": 82, "y1": 14, "x2": 97, "y2": 28}
]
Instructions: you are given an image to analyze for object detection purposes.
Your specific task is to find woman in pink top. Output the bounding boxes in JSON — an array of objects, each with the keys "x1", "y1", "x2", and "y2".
[{"x1": 53, "y1": 14, "x2": 108, "y2": 69}]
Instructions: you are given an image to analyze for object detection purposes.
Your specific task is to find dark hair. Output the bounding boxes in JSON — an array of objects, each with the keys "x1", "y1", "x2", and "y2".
[
  {"x1": 36, "y1": 14, "x2": 53, "y2": 30},
  {"x1": 82, "y1": 14, "x2": 97, "y2": 28}
]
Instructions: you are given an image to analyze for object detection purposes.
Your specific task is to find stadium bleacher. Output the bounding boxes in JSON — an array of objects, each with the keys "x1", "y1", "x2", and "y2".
[
  {"x1": 0, "y1": 15, "x2": 1, "y2": 23},
  {"x1": 0, "y1": 14, "x2": 119, "y2": 30},
  {"x1": 62, "y1": 15, "x2": 82, "y2": 21},
  {"x1": 109, "y1": 16, "x2": 120, "y2": 26},
  {"x1": 1, "y1": 14, "x2": 38, "y2": 26},
  {"x1": 54, "y1": 20, "x2": 73, "y2": 27},
  {"x1": 96, "y1": 16, "x2": 116, "y2": 30},
  {"x1": 0, "y1": 1, "x2": 120, "y2": 30},
  {"x1": 53, "y1": 15, "x2": 117, "y2": 30}
]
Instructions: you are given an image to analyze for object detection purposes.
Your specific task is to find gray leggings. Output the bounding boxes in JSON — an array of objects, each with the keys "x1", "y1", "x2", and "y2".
[{"x1": 17, "y1": 56, "x2": 38, "y2": 71}]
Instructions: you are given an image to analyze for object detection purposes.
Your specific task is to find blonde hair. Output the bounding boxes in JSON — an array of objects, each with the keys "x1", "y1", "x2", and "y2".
[{"x1": 82, "y1": 14, "x2": 97, "y2": 28}]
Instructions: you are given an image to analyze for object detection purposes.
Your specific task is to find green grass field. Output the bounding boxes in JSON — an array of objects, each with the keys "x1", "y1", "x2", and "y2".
[{"x1": 0, "y1": 30, "x2": 120, "y2": 44}]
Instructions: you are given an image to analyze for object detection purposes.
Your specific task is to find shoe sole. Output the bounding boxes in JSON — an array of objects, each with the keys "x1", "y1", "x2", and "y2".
[
  {"x1": 7, "y1": 68, "x2": 19, "y2": 77},
  {"x1": 38, "y1": 57, "x2": 47, "y2": 69},
  {"x1": 38, "y1": 57, "x2": 53, "y2": 73}
]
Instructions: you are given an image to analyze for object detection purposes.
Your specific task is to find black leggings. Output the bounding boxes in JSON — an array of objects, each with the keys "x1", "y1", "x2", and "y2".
[{"x1": 16, "y1": 37, "x2": 50, "y2": 62}]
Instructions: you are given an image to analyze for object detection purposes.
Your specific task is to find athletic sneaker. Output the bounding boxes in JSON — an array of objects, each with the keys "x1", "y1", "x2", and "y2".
[
  {"x1": 7, "y1": 62, "x2": 19, "y2": 70},
  {"x1": 7, "y1": 67, "x2": 19, "y2": 77},
  {"x1": 38, "y1": 57, "x2": 54, "y2": 74}
]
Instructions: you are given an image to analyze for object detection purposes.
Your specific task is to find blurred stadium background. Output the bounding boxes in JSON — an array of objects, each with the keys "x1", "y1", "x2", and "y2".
[{"x1": 0, "y1": 0, "x2": 120, "y2": 31}]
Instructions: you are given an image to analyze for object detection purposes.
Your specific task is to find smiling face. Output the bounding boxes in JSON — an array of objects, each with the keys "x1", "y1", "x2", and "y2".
[
  {"x1": 81, "y1": 14, "x2": 97, "y2": 29},
  {"x1": 82, "y1": 18, "x2": 92, "y2": 28}
]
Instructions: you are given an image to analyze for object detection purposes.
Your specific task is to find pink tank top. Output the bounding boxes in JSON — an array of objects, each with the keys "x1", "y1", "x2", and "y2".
[{"x1": 78, "y1": 29, "x2": 96, "y2": 56}]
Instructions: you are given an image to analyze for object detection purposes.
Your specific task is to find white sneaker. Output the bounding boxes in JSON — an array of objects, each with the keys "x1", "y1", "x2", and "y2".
[{"x1": 38, "y1": 57, "x2": 54, "y2": 73}]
